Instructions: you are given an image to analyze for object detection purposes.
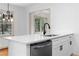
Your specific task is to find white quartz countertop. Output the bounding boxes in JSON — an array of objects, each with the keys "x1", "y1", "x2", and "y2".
[{"x1": 2, "y1": 33, "x2": 73, "y2": 44}]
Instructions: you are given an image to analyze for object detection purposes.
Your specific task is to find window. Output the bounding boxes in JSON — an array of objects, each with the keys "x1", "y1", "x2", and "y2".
[
  {"x1": 30, "y1": 9, "x2": 50, "y2": 34},
  {"x1": 0, "y1": 10, "x2": 13, "y2": 36},
  {"x1": 34, "y1": 16, "x2": 48, "y2": 32}
]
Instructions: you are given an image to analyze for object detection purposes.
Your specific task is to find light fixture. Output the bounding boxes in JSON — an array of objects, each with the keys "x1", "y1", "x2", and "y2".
[{"x1": 2, "y1": 3, "x2": 13, "y2": 22}]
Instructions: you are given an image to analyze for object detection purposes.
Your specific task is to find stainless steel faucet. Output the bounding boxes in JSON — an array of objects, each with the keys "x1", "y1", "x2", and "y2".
[{"x1": 43, "y1": 23, "x2": 50, "y2": 35}]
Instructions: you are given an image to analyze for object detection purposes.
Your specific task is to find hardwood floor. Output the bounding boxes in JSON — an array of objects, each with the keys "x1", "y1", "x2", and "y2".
[
  {"x1": 0, "y1": 48, "x2": 8, "y2": 56},
  {"x1": 0, "y1": 48, "x2": 78, "y2": 56}
]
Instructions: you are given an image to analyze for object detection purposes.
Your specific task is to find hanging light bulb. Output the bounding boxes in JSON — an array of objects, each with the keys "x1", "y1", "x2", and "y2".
[
  {"x1": 11, "y1": 18, "x2": 13, "y2": 22},
  {"x1": 2, "y1": 14, "x2": 5, "y2": 21},
  {"x1": 10, "y1": 14, "x2": 13, "y2": 22}
]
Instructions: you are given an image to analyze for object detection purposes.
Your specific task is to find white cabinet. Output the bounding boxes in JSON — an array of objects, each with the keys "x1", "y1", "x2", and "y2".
[
  {"x1": 53, "y1": 42, "x2": 68, "y2": 56},
  {"x1": 7, "y1": 34, "x2": 73, "y2": 56},
  {"x1": 52, "y1": 34, "x2": 73, "y2": 56},
  {"x1": 8, "y1": 40, "x2": 30, "y2": 56}
]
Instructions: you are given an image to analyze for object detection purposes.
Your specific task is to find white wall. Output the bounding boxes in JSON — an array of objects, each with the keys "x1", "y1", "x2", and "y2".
[
  {"x1": 11, "y1": 5, "x2": 27, "y2": 35},
  {"x1": 0, "y1": 3, "x2": 27, "y2": 36},
  {"x1": 25, "y1": 3, "x2": 79, "y2": 53}
]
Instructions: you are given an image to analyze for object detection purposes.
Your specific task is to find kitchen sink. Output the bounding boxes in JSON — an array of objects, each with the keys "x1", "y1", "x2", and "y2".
[{"x1": 44, "y1": 34, "x2": 58, "y2": 37}]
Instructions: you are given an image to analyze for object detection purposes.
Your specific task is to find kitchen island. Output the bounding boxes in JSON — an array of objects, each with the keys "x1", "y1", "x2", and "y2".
[{"x1": 2, "y1": 33, "x2": 74, "y2": 56}]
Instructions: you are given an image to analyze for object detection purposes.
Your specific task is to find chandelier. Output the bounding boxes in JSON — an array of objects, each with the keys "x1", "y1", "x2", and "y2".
[{"x1": 2, "y1": 3, "x2": 13, "y2": 22}]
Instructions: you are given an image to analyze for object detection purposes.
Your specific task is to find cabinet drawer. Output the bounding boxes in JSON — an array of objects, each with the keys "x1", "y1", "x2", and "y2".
[{"x1": 52, "y1": 35, "x2": 73, "y2": 46}]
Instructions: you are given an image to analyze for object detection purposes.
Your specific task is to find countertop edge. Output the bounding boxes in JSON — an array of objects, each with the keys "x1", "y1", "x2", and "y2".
[{"x1": 2, "y1": 33, "x2": 74, "y2": 44}]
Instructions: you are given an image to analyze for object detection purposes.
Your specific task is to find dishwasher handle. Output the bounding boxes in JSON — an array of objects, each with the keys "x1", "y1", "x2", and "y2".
[{"x1": 33, "y1": 43, "x2": 52, "y2": 49}]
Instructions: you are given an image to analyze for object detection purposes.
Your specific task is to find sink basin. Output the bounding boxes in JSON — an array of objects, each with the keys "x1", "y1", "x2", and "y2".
[{"x1": 44, "y1": 34, "x2": 58, "y2": 37}]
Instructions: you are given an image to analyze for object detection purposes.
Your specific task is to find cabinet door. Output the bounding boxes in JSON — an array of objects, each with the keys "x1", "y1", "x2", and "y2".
[
  {"x1": 52, "y1": 42, "x2": 70, "y2": 56},
  {"x1": 52, "y1": 45, "x2": 63, "y2": 56},
  {"x1": 0, "y1": 38, "x2": 8, "y2": 49},
  {"x1": 66, "y1": 39, "x2": 73, "y2": 56},
  {"x1": 8, "y1": 41, "x2": 27, "y2": 56},
  {"x1": 52, "y1": 35, "x2": 73, "y2": 56},
  {"x1": 64, "y1": 35, "x2": 73, "y2": 56}
]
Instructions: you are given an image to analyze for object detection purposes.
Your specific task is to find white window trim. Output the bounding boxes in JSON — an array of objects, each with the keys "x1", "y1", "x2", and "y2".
[{"x1": 29, "y1": 8, "x2": 50, "y2": 34}]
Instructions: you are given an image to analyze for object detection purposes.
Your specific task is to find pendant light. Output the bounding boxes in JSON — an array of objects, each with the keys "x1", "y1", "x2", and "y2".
[{"x1": 2, "y1": 3, "x2": 13, "y2": 22}]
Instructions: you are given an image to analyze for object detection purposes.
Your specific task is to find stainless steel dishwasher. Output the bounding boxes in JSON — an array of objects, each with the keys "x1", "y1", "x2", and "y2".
[{"x1": 30, "y1": 40, "x2": 52, "y2": 56}]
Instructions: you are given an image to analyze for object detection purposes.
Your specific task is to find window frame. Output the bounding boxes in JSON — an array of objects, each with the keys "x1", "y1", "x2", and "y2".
[{"x1": 29, "y1": 8, "x2": 50, "y2": 34}]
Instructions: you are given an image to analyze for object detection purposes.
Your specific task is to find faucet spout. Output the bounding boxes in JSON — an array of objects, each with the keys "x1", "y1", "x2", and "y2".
[{"x1": 43, "y1": 23, "x2": 50, "y2": 35}]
